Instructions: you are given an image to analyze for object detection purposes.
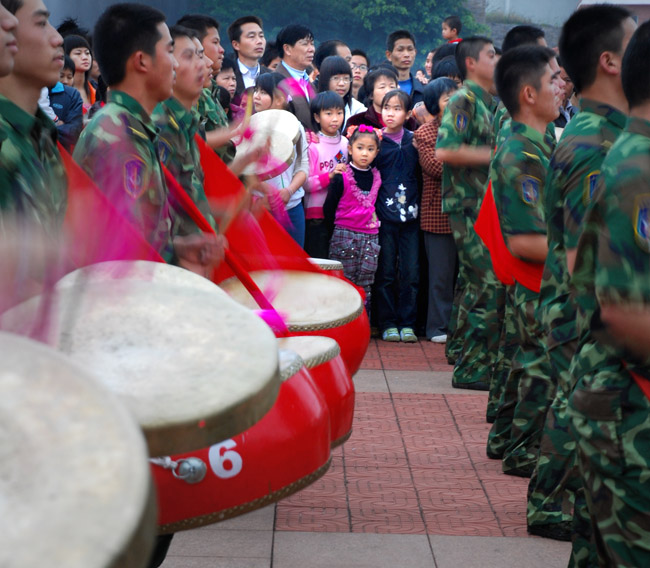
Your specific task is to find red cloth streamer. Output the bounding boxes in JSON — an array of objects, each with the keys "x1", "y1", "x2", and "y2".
[
  {"x1": 59, "y1": 142, "x2": 164, "y2": 266},
  {"x1": 624, "y1": 363, "x2": 650, "y2": 402},
  {"x1": 161, "y1": 164, "x2": 285, "y2": 321},
  {"x1": 474, "y1": 181, "x2": 544, "y2": 293}
]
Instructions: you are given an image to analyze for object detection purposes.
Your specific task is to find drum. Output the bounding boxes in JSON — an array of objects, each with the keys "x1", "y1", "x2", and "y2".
[
  {"x1": 152, "y1": 348, "x2": 331, "y2": 533},
  {"x1": 238, "y1": 109, "x2": 301, "y2": 180},
  {"x1": 278, "y1": 336, "x2": 354, "y2": 446},
  {"x1": 0, "y1": 332, "x2": 155, "y2": 568},
  {"x1": 1, "y1": 269, "x2": 281, "y2": 456},
  {"x1": 220, "y1": 270, "x2": 370, "y2": 375},
  {"x1": 308, "y1": 257, "x2": 345, "y2": 279}
]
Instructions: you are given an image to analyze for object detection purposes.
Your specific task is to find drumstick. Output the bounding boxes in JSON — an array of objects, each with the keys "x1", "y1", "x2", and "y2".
[{"x1": 162, "y1": 165, "x2": 284, "y2": 321}]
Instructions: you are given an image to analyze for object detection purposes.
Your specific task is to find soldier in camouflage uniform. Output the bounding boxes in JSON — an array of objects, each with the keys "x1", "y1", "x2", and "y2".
[
  {"x1": 177, "y1": 14, "x2": 236, "y2": 164},
  {"x1": 526, "y1": 5, "x2": 636, "y2": 550},
  {"x1": 153, "y1": 25, "x2": 214, "y2": 238},
  {"x1": 0, "y1": 0, "x2": 66, "y2": 234},
  {"x1": 74, "y1": 4, "x2": 222, "y2": 270},
  {"x1": 486, "y1": 46, "x2": 558, "y2": 476},
  {"x1": 436, "y1": 36, "x2": 503, "y2": 390},
  {"x1": 568, "y1": 20, "x2": 650, "y2": 566}
]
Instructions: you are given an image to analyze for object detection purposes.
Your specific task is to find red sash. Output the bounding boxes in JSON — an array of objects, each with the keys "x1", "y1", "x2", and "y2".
[
  {"x1": 624, "y1": 363, "x2": 650, "y2": 402},
  {"x1": 59, "y1": 143, "x2": 164, "y2": 266},
  {"x1": 474, "y1": 181, "x2": 544, "y2": 293}
]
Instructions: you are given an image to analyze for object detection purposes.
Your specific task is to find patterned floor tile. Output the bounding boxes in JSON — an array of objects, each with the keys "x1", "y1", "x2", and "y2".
[
  {"x1": 350, "y1": 508, "x2": 427, "y2": 535},
  {"x1": 274, "y1": 506, "x2": 350, "y2": 533}
]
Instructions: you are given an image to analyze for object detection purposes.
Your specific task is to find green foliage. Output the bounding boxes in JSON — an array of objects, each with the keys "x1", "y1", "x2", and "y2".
[{"x1": 201, "y1": 0, "x2": 487, "y2": 68}]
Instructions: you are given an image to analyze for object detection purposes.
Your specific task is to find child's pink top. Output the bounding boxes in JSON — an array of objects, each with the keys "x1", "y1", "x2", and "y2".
[
  {"x1": 335, "y1": 166, "x2": 381, "y2": 234},
  {"x1": 305, "y1": 132, "x2": 348, "y2": 219}
]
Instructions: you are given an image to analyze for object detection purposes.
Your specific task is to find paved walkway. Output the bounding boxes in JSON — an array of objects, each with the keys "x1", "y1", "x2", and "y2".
[{"x1": 161, "y1": 340, "x2": 570, "y2": 567}]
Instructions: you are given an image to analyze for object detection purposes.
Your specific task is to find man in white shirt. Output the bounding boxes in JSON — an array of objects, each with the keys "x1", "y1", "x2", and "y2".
[{"x1": 227, "y1": 15, "x2": 268, "y2": 102}]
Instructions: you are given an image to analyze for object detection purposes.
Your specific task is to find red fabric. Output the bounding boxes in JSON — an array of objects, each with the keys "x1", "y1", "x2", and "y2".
[
  {"x1": 626, "y1": 366, "x2": 650, "y2": 401},
  {"x1": 474, "y1": 181, "x2": 515, "y2": 286},
  {"x1": 474, "y1": 181, "x2": 544, "y2": 292},
  {"x1": 59, "y1": 142, "x2": 164, "y2": 267}
]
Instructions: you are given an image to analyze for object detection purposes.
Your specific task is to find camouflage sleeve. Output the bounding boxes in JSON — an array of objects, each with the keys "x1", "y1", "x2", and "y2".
[
  {"x1": 436, "y1": 90, "x2": 474, "y2": 151},
  {"x1": 562, "y1": 138, "x2": 606, "y2": 249},
  {"x1": 492, "y1": 141, "x2": 546, "y2": 238},
  {"x1": 595, "y1": 154, "x2": 650, "y2": 306}
]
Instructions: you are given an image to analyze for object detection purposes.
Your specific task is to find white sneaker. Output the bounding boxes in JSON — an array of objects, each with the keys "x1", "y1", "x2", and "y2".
[{"x1": 430, "y1": 334, "x2": 447, "y2": 344}]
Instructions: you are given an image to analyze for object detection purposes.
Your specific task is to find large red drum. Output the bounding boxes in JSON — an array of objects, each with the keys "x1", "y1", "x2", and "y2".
[
  {"x1": 220, "y1": 270, "x2": 370, "y2": 375},
  {"x1": 277, "y1": 336, "x2": 354, "y2": 446},
  {"x1": 152, "y1": 348, "x2": 331, "y2": 533}
]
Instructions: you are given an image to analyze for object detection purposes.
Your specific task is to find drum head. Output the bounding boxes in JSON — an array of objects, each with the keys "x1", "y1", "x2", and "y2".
[
  {"x1": 238, "y1": 109, "x2": 301, "y2": 180},
  {"x1": 220, "y1": 270, "x2": 363, "y2": 331},
  {"x1": 1, "y1": 275, "x2": 281, "y2": 456},
  {"x1": 278, "y1": 336, "x2": 340, "y2": 369},
  {"x1": 0, "y1": 332, "x2": 155, "y2": 568}
]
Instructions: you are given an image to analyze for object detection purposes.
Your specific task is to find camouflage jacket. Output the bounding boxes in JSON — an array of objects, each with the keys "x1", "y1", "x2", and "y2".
[
  {"x1": 153, "y1": 97, "x2": 214, "y2": 236},
  {"x1": 73, "y1": 90, "x2": 174, "y2": 261},
  {"x1": 573, "y1": 115, "x2": 650, "y2": 376},
  {"x1": 538, "y1": 98, "x2": 626, "y2": 346},
  {"x1": 0, "y1": 95, "x2": 67, "y2": 236},
  {"x1": 437, "y1": 79, "x2": 496, "y2": 215},
  {"x1": 196, "y1": 84, "x2": 236, "y2": 163}
]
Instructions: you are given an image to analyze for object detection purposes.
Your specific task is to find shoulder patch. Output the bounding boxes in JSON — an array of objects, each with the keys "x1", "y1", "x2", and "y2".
[
  {"x1": 582, "y1": 170, "x2": 600, "y2": 205},
  {"x1": 454, "y1": 110, "x2": 469, "y2": 133},
  {"x1": 124, "y1": 156, "x2": 149, "y2": 199},
  {"x1": 633, "y1": 194, "x2": 650, "y2": 253},
  {"x1": 519, "y1": 175, "x2": 541, "y2": 207},
  {"x1": 158, "y1": 138, "x2": 172, "y2": 164}
]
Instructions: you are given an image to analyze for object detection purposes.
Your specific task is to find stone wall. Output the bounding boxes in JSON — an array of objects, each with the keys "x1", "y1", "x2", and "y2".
[
  {"x1": 487, "y1": 22, "x2": 562, "y2": 50},
  {"x1": 464, "y1": 0, "x2": 487, "y2": 24}
]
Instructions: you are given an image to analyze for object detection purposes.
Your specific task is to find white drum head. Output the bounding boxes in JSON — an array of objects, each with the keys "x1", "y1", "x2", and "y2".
[
  {"x1": 0, "y1": 332, "x2": 154, "y2": 568},
  {"x1": 220, "y1": 270, "x2": 363, "y2": 331},
  {"x1": 1, "y1": 275, "x2": 281, "y2": 456},
  {"x1": 277, "y1": 336, "x2": 340, "y2": 369}
]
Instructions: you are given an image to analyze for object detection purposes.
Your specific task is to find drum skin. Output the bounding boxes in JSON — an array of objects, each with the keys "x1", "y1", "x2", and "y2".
[
  {"x1": 220, "y1": 270, "x2": 370, "y2": 376},
  {"x1": 307, "y1": 257, "x2": 345, "y2": 279},
  {"x1": 153, "y1": 350, "x2": 331, "y2": 533},
  {"x1": 278, "y1": 336, "x2": 354, "y2": 447}
]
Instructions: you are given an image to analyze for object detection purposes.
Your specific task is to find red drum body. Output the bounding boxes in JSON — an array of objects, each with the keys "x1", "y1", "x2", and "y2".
[
  {"x1": 307, "y1": 257, "x2": 345, "y2": 279},
  {"x1": 278, "y1": 336, "x2": 354, "y2": 446},
  {"x1": 152, "y1": 349, "x2": 331, "y2": 533},
  {"x1": 220, "y1": 270, "x2": 370, "y2": 375}
]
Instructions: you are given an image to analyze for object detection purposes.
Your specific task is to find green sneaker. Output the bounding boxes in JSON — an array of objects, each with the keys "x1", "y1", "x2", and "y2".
[
  {"x1": 400, "y1": 328, "x2": 418, "y2": 342},
  {"x1": 382, "y1": 327, "x2": 400, "y2": 342}
]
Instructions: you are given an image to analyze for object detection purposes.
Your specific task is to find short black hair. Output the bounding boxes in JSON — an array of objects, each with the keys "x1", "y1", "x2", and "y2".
[
  {"x1": 255, "y1": 72, "x2": 285, "y2": 99},
  {"x1": 64, "y1": 34, "x2": 91, "y2": 55},
  {"x1": 176, "y1": 14, "x2": 220, "y2": 42},
  {"x1": 62, "y1": 55, "x2": 76, "y2": 74},
  {"x1": 622, "y1": 20, "x2": 650, "y2": 109},
  {"x1": 351, "y1": 48, "x2": 369, "y2": 66},
  {"x1": 261, "y1": 41, "x2": 279, "y2": 68},
  {"x1": 310, "y1": 90, "x2": 345, "y2": 131},
  {"x1": 386, "y1": 30, "x2": 416, "y2": 52},
  {"x1": 313, "y1": 40, "x2": 347, "y2": 71},
  {"x1": 219, "y1": 56, "x2": 236, "y2": 73},
  {"x1": 169, "y1": 24, "x2": 196, "y2": 43},
  {"x1": 495, "y1": 45, "x2": 556, "y2": 116},
  {"x1": 423, "y1": 77, "x2": 458, "y2": 115},
  {"x1": 362, "y1": 67, "x2": 398, "y2": 106},
  {"x1": 94, "y1": 3, "x2": 166, "y2": 87},
  {"x1": 559, "y1": 4, "x2": 631, "y2": 93},
  {"x1": 432, "y1": 56, "x2": 460, "y2": 81},
  {"x1": 501, "y1": 25, "x2": 545, "y2": 53},
  {"x1": 318, "y1": 55, "x2": 353, "y2": 108},
  {"x1": 443, "y1": 16, "x2": 462, "y2": 35},
  {"x1": 381, "y1": 88, "x2": 410, "y2": 110},
  {"x1": 455, "y1": 36, "x2": 492, "y2": 81},
  {"x1": 432, "y1": 42, "x2": 457, "y2": 67},
  {"x1": 276, "y1": 24, "x2": 314, "y2": 59},
  {"x1": 0, "y1": 0, "x2": 22, "y2": 15},
  {"x1": 227, "y1": 15, "x2": 263, "y2": 44}
]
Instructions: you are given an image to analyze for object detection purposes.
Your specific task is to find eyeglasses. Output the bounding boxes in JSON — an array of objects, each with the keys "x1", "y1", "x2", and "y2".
[
  {"x1": 350, "y1": 63, "x2": 368, "y2": 71},
  {"x1": 330, "y1": 75, "x2": 351, "y2": 84}
]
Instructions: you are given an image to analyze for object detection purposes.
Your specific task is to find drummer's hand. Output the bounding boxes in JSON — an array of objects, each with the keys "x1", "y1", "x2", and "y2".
[
  {"x1": 229, "y1": 138, "x2": 271, "y2": 178},
  {"x1": 329, "y1": 163, "x2": 347, "y2": 179},
  {"x1": 174, "y1": 233, "x2": 227, "y2": 274}
]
